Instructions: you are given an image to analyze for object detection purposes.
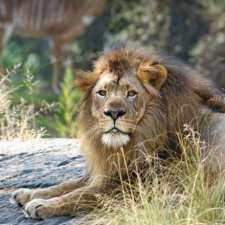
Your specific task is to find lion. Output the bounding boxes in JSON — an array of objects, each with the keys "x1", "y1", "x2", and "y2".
[{"x1": 10, "y1": 48, "x2": 225, "y2": 219}]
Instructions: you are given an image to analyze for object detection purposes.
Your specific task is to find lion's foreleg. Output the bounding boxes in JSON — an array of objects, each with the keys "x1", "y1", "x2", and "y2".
[
  {"x1": 23, "y1": 184, "x2": 103, "y2": 219},
  {"x1": 11, "y1": 176, "x2": 88, "y2": 207}
]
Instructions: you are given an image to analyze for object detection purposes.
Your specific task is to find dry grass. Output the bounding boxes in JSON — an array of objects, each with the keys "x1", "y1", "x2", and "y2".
[
  {"x1": 84, "y1": 126, "x2": 225, "y2": 225},
  {"x1": 0, "y1": 68, "x2": 45, "y2": 140}
]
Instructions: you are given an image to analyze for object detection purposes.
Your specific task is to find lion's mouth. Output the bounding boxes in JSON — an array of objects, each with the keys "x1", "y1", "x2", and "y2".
[{"x1": 104, "y1": 127, "x2": 131, "y2": 135}]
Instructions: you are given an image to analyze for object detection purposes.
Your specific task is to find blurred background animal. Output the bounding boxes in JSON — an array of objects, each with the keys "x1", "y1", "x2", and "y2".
[{"x1": 0, "y1": 0, "x2": 106, "y2": 92}]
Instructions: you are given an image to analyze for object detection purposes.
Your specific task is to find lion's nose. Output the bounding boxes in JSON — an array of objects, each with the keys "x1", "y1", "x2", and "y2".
[{"x1": 104, "y1": 109, "x2": 126, "y2": 120}]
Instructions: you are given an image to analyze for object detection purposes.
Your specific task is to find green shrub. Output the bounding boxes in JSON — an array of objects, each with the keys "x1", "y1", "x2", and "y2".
[{"x1": 52, "y1": 65, "x2": 80, "y2": 137}]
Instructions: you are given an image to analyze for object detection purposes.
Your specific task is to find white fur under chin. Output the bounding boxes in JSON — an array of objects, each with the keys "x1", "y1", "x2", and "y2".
[{"x1": 102, "y1": 133, "x2": 130, "y2": 148}]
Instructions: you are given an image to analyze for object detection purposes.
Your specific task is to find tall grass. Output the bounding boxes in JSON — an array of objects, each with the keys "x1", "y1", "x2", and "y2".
[
  {"x1": 87, "y1": 126, "x2": 225, "y2": 225},
  {"x1": 0, "y1": 66, "x2": 45, "y2": 140}
]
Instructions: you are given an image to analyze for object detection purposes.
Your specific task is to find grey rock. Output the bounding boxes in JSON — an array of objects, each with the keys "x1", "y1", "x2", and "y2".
[{"x1": 0, "y1": 139, "x2": 86, "y2": 225}]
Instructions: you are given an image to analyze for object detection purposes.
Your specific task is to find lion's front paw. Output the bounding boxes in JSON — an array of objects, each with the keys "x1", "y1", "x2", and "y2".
[
  {"x1": 24, "y1": 199, "x2": 55, "y2": 219},
  {"x1": 10, "y1": 189, "x2": 33, "y2": 207}
]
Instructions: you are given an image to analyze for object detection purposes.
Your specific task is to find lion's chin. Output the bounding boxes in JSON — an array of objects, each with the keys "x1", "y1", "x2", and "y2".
[{"x1": 101, "y1": 133, "x2": 130, "y2": 148}]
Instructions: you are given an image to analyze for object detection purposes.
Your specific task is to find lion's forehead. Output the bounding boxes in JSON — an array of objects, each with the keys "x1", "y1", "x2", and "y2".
[
  {"x1": 94, "y1": 71, "x2": 144, "y2": 92},
  {"x1": 95, "y1": 72, "x2": 115, "y2": 88}
]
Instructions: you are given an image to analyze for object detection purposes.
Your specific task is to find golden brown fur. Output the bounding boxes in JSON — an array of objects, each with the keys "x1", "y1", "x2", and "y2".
[{"x1": 11, "y1": 48, "x2": 225, "y2": 219}]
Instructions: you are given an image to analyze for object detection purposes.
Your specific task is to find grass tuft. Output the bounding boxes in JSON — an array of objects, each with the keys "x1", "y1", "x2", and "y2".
[{"x1": 0, "y1": 67, "x2": 46, "y2": 140}]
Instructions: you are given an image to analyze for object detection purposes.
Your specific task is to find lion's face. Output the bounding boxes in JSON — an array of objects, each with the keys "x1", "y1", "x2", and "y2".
[
  {"x1": 76, "y1": 50, "x2": 168, "y2": 149},
  {"x1": 91, "y1": 71, "x2": 147, "y2": 148}
]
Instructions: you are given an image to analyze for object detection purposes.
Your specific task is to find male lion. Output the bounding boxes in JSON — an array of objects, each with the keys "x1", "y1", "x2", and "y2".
[{"x1": 11, "y1": 48, "x2": 225, "y2": 219}]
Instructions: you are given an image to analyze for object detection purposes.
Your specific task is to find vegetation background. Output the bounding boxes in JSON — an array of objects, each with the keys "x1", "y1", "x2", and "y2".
[{"x1": 0, "y1": 0, "x2": 224, "y2": 138}]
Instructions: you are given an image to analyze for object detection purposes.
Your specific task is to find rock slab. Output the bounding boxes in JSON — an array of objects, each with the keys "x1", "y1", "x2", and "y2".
[{"x1": 0, "y1": 139, "x2": 86, "y2": 225}]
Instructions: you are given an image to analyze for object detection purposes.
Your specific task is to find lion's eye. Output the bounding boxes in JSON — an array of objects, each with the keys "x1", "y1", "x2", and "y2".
[
  {"x1": 127, "y1": 90, "x2": 137, "y2": 98},
  {"x1": 97, "y1": 90, "x2": 107, "y2": 97}
]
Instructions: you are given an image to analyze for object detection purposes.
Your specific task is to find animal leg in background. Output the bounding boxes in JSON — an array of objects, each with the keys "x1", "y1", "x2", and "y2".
[{"x1": 51, "y1": 39, "x2": 62, "y2": 93}]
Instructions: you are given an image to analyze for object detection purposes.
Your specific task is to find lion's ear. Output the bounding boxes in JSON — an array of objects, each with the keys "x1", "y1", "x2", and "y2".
[
  {"x1": 75, "y1": 70, "x2": 98, "y2": 92},
  {"x1": 138, "y1": 62, "x2": 168, "y2": 91}
]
